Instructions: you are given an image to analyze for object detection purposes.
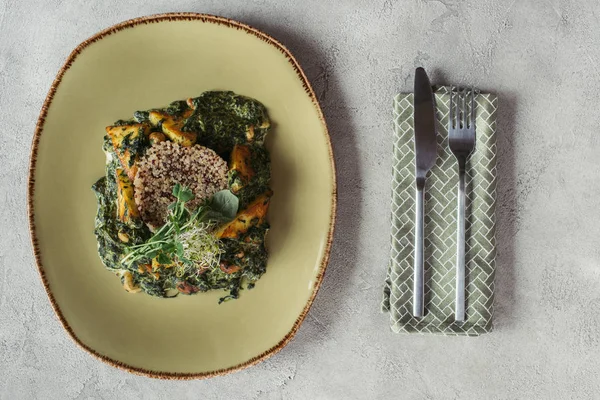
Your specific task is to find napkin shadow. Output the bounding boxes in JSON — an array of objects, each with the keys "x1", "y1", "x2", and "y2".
[
  {"x1": 238, "y1": 19, "x2": 361, "y2": 342},
  {"x1": 491, "y1": 92, "x2": 518, "y2": 330}
]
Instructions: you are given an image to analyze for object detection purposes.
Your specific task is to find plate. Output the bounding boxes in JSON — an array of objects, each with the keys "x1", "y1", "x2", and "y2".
[{"x1": 28, "y1": 13, "x2": 336, "y2": 379}]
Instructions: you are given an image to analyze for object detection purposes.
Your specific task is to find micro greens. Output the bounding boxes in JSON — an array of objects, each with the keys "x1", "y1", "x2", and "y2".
[{"x1": 121, "y1": 184, "x2": 239, "y2": 270}]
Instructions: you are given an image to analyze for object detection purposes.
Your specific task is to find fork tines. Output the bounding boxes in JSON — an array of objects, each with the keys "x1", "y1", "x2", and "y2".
[
  {"x1": 448, "y1": 88, "x2": 476, "y2": 128},
  {"x1": 448, "y1": 88, "x2": 477, "y2": 155}
]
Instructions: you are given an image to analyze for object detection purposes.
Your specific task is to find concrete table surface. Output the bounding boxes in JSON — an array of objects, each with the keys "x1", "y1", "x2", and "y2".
[{"x1": 2, "y1": 0, "x2": 599, "y2": 398}]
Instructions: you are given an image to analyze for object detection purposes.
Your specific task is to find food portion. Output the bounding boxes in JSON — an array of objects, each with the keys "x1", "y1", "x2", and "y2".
[{"x1": 92, "y1": 91, "x2": 272, "y2": 301}]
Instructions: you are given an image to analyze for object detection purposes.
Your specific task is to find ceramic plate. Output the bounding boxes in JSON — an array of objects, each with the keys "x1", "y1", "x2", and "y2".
[{"x1": 28, "y1": 13, "x2": 336, "y2": 379}]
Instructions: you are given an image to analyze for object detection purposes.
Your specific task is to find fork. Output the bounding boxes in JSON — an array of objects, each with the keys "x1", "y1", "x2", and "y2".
[{"x1": 448, "y1": 88, "x2": 477, "y2": 323}]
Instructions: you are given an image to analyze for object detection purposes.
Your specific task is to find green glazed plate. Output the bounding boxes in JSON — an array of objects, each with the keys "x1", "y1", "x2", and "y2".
[{"x1": 28, "y1": 13, "x2": 336, "y2": 379}]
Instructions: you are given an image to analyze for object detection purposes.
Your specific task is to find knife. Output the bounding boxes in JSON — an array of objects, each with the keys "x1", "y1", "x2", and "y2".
[{"x1": 412, "y1": 67, "x2": 437, "y2": 318}]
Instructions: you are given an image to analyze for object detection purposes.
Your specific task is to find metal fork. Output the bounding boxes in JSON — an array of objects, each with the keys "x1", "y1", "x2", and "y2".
[{"x1": 448, "y1": 88, "x2": 477, "y2": 323}]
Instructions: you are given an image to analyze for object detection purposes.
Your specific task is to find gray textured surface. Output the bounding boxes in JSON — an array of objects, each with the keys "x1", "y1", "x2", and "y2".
[{"x1": 1, "y1": 0, "x2": 599, "y2": 398}]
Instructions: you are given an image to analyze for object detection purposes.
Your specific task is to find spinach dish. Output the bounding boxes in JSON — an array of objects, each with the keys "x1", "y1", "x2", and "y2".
[{"x1": 92, "y1": 91, "x2": 272, "y2": 302}]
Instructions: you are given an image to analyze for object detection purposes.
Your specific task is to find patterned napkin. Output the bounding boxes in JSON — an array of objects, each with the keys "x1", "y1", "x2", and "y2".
[{"x1": 381, "y1": 87, "x2": 498, "y2": 335}]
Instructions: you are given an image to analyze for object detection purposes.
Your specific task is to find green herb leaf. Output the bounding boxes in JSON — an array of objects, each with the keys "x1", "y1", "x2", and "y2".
[
  {"x1": 173, "y1": 184, "x2": 194, "y2": 202},
  {"x1": 146, "y1": 249, "x2": 159, "y2": 259},
  {"x1": 172, "y1": 183, "x2": 181, "y2": 198},
  {"x1": 202, "y1": 210, "x2": 234, "y2": 225},
  {"x1": 162, "y1": 242, "x2": 177, "y2": 254},
  {"x1": 179, "y1": 190, "x2": 194, "y2": 203},
  {"x1": 157, "y1": 252, "x2": 172, "y2": 265},
  {"x1": 175, "y1": 242, "x2": 184, "y2": 258},
  {"x1": 207, "y1": 190, "x2": 239, "y2": 220}
]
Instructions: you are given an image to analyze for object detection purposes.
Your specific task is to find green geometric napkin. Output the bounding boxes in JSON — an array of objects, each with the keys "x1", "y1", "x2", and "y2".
[{"x1": 382, "y1": 87, "x2": 498, "y2": 335}]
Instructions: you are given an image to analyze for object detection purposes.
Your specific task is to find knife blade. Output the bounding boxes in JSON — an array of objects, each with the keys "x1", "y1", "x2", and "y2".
[{"x1": 412, "y1": 67, "x2": 437, "y2": 318}]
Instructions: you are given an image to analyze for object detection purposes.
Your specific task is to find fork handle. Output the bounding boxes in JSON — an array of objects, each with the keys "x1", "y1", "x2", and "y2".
[
  {"x1": 413, "y1": 184, "x2": 425, "y2": 318},
  {"x1": 455, "y1": 159, "x2": 466, "y2": 322}
]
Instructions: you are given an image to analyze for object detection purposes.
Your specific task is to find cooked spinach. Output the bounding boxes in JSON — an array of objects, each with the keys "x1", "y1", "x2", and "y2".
[
  {"x1": 230, "y1": 145, "x2": 271, "y2": 209},
  {"x1": 92, "y1": 141, "x2": 150, "y2": 271},
  {"x1": 165, "y1": 100, "x2": 189, "y2": 116},
  {"x1": 184, "y1": 91, "x2": 270, "y2": 153},
  {"x1": 133, "y1": 110, "x2": 149, "y2": 123},
  {"x1": 92, "y1": 91, "x2": 272, "y2": 301}
]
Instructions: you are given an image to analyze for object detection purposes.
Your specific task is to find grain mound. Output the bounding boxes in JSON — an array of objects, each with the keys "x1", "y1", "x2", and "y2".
[{"x1": 133, "y1": 141, "x2": 228, "y2": 229}]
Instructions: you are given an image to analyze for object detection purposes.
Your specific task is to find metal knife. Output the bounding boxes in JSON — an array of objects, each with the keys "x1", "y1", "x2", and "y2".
[{"x1": 412, "y1": 67, "x2": 437, "y2": 318}]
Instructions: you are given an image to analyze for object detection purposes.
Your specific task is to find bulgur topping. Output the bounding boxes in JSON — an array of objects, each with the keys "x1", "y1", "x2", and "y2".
[{"x1": 133, "y1": 141, "x2": 228, "y2": 229}]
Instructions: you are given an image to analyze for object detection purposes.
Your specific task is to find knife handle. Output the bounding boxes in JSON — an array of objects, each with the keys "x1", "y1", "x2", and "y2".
[{"x1": 413, "y1": 185, "x2": 425, "y2": 318}]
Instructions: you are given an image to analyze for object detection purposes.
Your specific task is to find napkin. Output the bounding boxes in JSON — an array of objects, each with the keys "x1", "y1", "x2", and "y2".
[{"x1": 382, "y1": 87, "x2": 498, "y2": 335}]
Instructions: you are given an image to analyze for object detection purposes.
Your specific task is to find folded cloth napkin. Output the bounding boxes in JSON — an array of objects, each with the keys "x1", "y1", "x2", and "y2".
[{"x1": 382, "y1": 86, "x2": 498, "y2": 336}]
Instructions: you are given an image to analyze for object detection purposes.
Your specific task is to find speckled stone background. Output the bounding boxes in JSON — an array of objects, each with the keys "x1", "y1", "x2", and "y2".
[{"x1": 2, "y1": 0, "x2": 600, "y2": 398}]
